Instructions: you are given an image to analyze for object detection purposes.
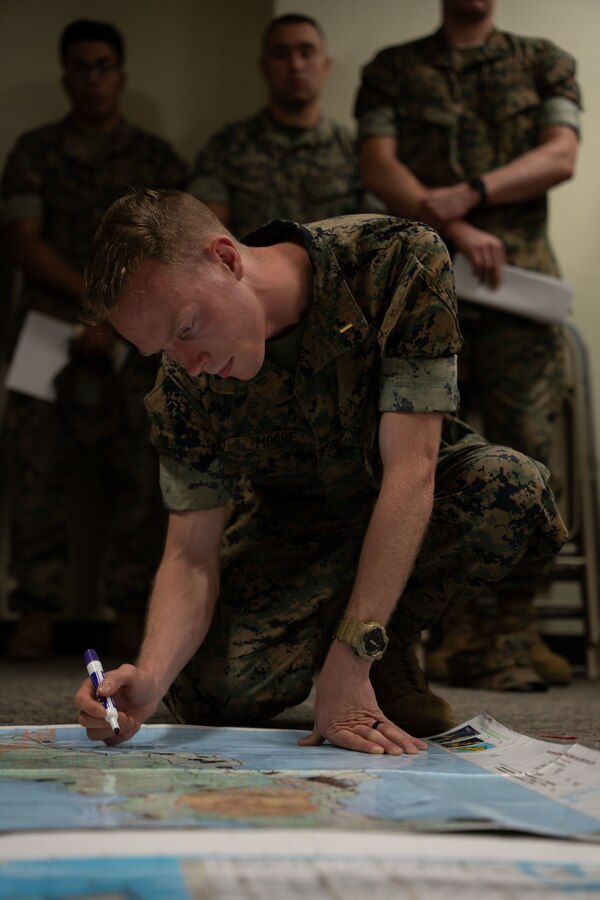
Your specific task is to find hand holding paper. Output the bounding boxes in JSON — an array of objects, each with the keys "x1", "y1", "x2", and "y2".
[{"x1": 453, "y1": 253, "x2": 574, "y2": 324}]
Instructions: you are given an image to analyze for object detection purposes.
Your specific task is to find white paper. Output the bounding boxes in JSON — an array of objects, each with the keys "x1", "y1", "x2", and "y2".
[
  {"x1": 453, "y1": 252, "x2": 574, "y2": 323},
  {"x1": 6, "y1": 309, "x2": 130, "y2": 403},
  {"x1": 6, "y1": 310, "x2": 73, "y2": 402},
  {"x1": 429, "y1": 712, "x2": 600, "y2": 821}
]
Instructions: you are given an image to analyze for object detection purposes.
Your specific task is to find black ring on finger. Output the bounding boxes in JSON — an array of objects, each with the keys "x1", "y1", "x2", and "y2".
[{"x1": 371, "y1": 720, "x2": 383, "y2": 730}]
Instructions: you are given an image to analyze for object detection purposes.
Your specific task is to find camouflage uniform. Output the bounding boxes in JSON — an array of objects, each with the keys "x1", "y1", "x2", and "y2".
[
  {"x1": 355, "y1": 30, "x2": 582, "y2": 686},
  {"x1": 354, "y1": 28, "x2": 582, "y2": 480},
  {"x1": 188, "y1": 109, "x2": 364, "y2": 236},
  {"x1": 144, "y1": 215, "x2": 566, "y2": 726},
  {"x1": 1, "y1": 116, "x2": 188, "y2": 615}
]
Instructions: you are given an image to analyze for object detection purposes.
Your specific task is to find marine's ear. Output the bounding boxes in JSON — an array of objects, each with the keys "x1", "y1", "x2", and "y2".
[{"x1": 208, "y1": 235, "x2": 243, "y2": 281}]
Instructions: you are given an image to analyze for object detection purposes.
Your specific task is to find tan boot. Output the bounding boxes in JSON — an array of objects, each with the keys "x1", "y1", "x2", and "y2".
[
  {"x1": 446, "y1": 632, "x2": 547, "y2": 691},
  {"x1": 498, "y1": 593, "x2": 572, "y2": 686},
  {"x1": 372, "y1": 636, "x2": 457, "y2": 737},
  {"x1": 425, "y1": 603, "x2": 480, "y2": 682},
  {"x1": 5, "y1": 610, "x2": 53, "y2": 660},
  {"x1": 528, "y1": 632, "x2": 572, "y2": 685}
]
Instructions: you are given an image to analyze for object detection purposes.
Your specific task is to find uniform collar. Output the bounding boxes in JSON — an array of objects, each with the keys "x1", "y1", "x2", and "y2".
[
  {"x1": 256, "y1": 107, "x2": 336, "y2": 147},
  {"x1": 424, "y1": 26, "x2": 512, "y2": 69},
  {"x1": 243, "y1": 219, "x2": 370, "y2": 382}
]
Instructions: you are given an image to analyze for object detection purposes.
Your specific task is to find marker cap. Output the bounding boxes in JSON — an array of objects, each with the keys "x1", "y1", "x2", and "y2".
[{"x1": 83, "y1": 649, "x2": 100, "y2": 666}]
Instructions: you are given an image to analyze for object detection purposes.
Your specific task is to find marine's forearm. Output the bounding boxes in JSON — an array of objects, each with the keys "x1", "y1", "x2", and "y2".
[
  {"x1": 344, "y1": 456, "x2": 435, "y2": 627},
  {"x1": 480, "y1": 128, "x2": 577, "y2": 206},
  {"x1": 136, "y1": 557, "x2": 219, "y2": 700}
]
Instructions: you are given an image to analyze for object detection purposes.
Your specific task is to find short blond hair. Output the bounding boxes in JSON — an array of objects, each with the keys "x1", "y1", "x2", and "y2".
[{"x1": 82, "y1": 189, "x2": 234, "y2": 324}]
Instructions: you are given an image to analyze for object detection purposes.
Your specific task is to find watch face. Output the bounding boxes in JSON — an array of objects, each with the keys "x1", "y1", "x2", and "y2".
[{"x1": 363, "y1": 628, "x2": 386, "y2": 654}]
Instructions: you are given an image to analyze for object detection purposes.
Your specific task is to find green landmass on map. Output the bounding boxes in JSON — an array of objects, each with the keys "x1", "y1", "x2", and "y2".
[
  {"x1": 0, "y1": 727, "x2": 242, "y2": 770},
  {"x1": 0, "y1": 728, "x2": 376, "y2": 828}
]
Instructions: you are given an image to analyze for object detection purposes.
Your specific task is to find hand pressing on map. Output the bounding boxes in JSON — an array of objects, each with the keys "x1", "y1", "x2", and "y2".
[
  {"x1": 75, "y1": 664, "x2": 161, "y2": 745},
  {"x1": 298, "y1": 641, "x2": 427, "y2": 756}
]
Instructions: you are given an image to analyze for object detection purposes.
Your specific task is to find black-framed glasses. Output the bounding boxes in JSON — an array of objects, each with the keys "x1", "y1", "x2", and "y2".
[{"x1": 64, "y1": 59, "x2": 121, "y2": 80}]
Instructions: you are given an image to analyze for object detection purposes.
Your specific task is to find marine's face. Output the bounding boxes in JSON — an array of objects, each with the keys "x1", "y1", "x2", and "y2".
[
  {"x1": 62, "y1": 40, "x2": 126, "y2": 122},
  {"x1": 442, "y1": 0, "x2": 494, "y2": 21},
  {"x1": 108, "y1": 256, "x2": 267, "y2": 382},
  {"x1": 261, "y1": 22, "x2": 331, "y2": 110}
]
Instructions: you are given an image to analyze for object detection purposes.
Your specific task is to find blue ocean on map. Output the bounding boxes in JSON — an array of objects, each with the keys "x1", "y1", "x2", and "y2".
[{"x1": 1, "y1": 724, "x2": 599, "y2": 838}]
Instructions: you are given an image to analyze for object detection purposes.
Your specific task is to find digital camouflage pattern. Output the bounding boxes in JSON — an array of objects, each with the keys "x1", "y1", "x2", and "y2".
[
  {"x1": 147, "y1": 216, "x2": 462, "y2": 510},
  {"x1": 4, "y1": 354, "x2": 165, "y2": 613},
  {"x1": 166, "y1": 441, "x2": 566, "y2": 727},
  {"x1": 1, "y1": 117, "x2": 188, "y2": 329},
  {"x1": 141, "y1": 215, "x2": 567, "y2": 725},
  {"x1": 354, "y1": 27, "x2": 582, "y2": 468},
  {"x1": 355, "y1": 28, "x2": 582, "y2": 275},
  {"x1": 355, "y1": 30, "x2": 580, "y2": 687},
  {"x1": 188, "y1": 110, "x2": 364, "y2": 237},
  {"x1": 1, "y1": 116, "x2": 188, "y2": 614},
  {"x1": 457, "y1": 308, "x2": 565, "y2": 467}
]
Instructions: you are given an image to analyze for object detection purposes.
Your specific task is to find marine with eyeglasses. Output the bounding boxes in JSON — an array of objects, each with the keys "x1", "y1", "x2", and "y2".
[{"x1": 0, "y1": 19, "x2": 188, "y2": 660}]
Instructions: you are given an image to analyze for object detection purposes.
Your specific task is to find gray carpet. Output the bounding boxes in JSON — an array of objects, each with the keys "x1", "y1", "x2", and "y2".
[{"x1": 1, "y1": 656, "x2": 598, "y2": 749}]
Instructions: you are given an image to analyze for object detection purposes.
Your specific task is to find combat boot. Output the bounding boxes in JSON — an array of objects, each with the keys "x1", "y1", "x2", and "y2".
[
  {"x1": 446, "y1": 632, "x2": 547, "y2": 691},
  {"x1": 497, "y1": 593, "x2": 571, "y2": 685},
  {"x1": 425, "y1": 602, "x2": 480, "y2": 682},
  {"x1": 371, "y1": 636, "x2": 457, "y2": 737}
]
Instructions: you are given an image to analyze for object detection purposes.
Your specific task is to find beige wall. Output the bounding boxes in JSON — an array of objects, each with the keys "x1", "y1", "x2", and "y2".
[
  {"x1": 0, "y1": 0, "x2": 273, "y2": 167},
  {"x1": 276, "y1": 0, "x2": 600, "y2": 457}
]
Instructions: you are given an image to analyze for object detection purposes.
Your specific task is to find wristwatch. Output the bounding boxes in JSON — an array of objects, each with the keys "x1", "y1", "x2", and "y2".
[
  {"x1": 334, "y1": 617, "x2": 389, "y2": 661},
  {"x1": 468, "y1": 176, "x2": 488, "y2": 208}
]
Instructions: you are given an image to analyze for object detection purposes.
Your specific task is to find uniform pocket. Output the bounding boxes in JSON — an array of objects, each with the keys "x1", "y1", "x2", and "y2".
[
  {"x1": 394, "y1": 103, "x2": 459, "y2": 183},
  {"x1": 489, "y1": 87, "x2": 540, "y2": 161}
]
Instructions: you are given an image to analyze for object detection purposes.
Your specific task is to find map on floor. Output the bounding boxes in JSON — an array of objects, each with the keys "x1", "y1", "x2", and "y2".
[
  {"x1": 0, "y1": 714, "x2": 599, "y2": 840},
  {"x1": 2, "y1": 831, "x2": 600, "y2": 900}
]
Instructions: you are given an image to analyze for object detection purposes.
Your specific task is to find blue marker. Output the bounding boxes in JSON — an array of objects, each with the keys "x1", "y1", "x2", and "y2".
[{"x1": 83, "y1": 649, "x2": 120, "y2": 735}]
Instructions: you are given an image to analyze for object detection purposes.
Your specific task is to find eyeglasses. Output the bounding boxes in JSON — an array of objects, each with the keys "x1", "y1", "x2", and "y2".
[{"x1": 64, "y1": 59, "x2": 121, "y2": 80}]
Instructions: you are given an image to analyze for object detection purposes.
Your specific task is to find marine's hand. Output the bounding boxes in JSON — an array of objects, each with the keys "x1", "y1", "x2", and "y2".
[
  {"x1": 75, "y1": 664, "x2": 161, "y2": 746},
  {"x1": 417, "y1": 183, "x2": 477, "y2": 229},
  {"x1": 298, "y1": 642, "x2": 426, "y2": 756},
  {"x1": 446, "y1": 220, "x2": 506, "y2": 288}
]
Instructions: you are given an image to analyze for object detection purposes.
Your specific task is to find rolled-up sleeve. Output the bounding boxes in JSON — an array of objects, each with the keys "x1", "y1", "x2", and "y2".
[
  {"x1": 378, "y1": 226, "x2": 462, "y2": 413},
  {"x1": 540, "y1": 96, "x2": 581, "y2": 134},
  {"x1": 380, "y1": 355, "x2": 459, "y2": 412},
  {"x1": 1, "y1": 192, "x2": 42, "y2": 225},
  {"x1": 158, "y1": 455, "x2": 232, "y2": 511},
  {"x1": 355, "y1": 49, "x2": 399, "y2": 142},
  {"x1": 145, "y1": 366, "x2": 233, "y2": 511}
]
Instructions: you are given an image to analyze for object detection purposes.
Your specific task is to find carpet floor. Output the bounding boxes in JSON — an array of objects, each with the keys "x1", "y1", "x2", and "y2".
[{"x1": 1, "y1": 656, "x2": 598, "y2": 749}]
